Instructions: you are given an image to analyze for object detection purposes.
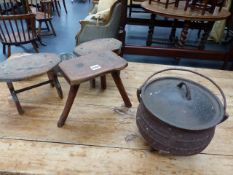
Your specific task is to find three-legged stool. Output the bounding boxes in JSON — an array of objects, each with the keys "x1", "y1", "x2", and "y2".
[
  {"x1": 57, "y1": 51, "x2": 132, "y2": 127},
  {"x1": 73, "y1": 38, "x2": 122, "y2": 89},
  {"x1": 0, "y1": 53, "x2": 63, "y2": 114}
]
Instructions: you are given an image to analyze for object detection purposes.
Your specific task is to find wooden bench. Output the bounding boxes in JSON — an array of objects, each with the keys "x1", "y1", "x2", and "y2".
[
  {"x1": 0, "y1": 53, "x2": 63, "y2": 114},
  {"x1": 57, "y1": 51, "x2": 132, "y2": 127}
]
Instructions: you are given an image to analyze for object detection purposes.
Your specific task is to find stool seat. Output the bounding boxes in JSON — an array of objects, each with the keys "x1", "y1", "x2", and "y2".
[
  {"x1": 58, "y1": 51, "x2": 132, "y2": 127},
  {"x1": 0, "y1": 53, "x2": 60, "y2": 82},
  {"x1": 59, "y1": 51, "x2": 127, "y2": 85},
  {"x1": 73, "y1": 38, "x2": 122, "y2": 56},
  {"x1": 0, "y1": 53, "x2": 63, "y2": 114}
]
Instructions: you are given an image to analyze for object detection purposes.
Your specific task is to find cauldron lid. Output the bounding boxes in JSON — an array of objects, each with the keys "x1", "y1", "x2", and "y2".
[{"x1": 141, "y1": 77, "x2": 224, "y2": 130}]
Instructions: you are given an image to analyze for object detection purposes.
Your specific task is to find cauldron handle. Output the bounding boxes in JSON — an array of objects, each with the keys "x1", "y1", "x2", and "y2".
[{"x1": 137, "y1": 68, "x2": 227, "y2": 119}]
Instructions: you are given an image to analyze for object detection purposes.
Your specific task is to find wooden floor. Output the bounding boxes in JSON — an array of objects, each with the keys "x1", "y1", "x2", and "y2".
[{"x1": 0, "y1": 62, "x2": 232, "y2": 174}]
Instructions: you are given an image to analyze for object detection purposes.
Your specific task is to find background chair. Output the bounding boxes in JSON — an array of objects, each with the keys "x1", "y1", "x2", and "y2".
[
  {"x1": 75, "y1": 1, "x2": 122, "y2": 45},
  {"x1": 36, "y1": 0, "x2": 56, "y2": 36},
  {"x1": 0, "y1": 13, "x2": 39, "y2": 57}
]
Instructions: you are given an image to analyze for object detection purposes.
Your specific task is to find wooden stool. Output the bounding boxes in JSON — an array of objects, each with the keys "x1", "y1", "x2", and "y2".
[
  {"x1": 0, "y1": 53, "x2": 63, "y2": 114},
  {"x1": 73, "y1": 38, "x2": 122, "y2": 89},
  {"x1": 57, "y1": 51, "x2": 132, "y2": 127}
]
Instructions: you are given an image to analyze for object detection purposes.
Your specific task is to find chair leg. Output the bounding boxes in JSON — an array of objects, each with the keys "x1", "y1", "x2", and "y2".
[
  {"x1": 111, "y1": 71, "x2": 132, "y2": 108},
  {"x1": 7, "y1": 45, "x2": 11, "y2": 57},
  {"x1": 54, "y1": 0, "x2": 60, "y2": 16},
  {"x1": 38, "y1": 21, "x2": 42, "y2": 35},
  {"x1": 31, "y1": 41, "x2": 39, "y2": 53},
  {"x1": 45, "y1": 21, "x2": 50, "y2": 32},
  {"x1": 2, "y1": 45, "x2": 5, "y2": 55},
  {"x1": 57, "y1": 85, "x2": 79, "y2": 127},
  {"x1": 7, "y1": 82, "x2": 24, "y2": 114},
  {"x1": 63, "y1": 0, "x2": 67, "y2": 13},
  {"x1": 49, "y1": 20, "x2": 56, "y2": 36}
]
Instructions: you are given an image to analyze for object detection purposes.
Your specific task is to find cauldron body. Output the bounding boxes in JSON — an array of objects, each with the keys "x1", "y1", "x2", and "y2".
[
  {"x1": 136, "y1": 103, "x2": 215, "y2": 156},
  {"x1": 136, "y1": 69, "x2": 227, "y2": 156}
]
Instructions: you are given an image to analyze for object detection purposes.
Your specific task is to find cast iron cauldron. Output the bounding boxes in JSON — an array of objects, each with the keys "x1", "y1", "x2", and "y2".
[{"x1": 136, "y1": 68, "x2": 228, "y2": 156}]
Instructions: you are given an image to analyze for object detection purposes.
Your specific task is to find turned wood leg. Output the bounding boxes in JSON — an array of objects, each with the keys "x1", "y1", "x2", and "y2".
[
  {"x1": 90, "y1": 79, "x2": 96, "y2": 88},
  {"x1": 7, "y1": 82, "x2": 24, "y2": 115},
  {"x1": 146, "y1": 14, "x2": 156, "y2": 46},
  {"x1": 169, "y1": 19, "x2": 177, "y2": 43},
  {"x1": 198, "y1": 22, "x2": 214, "y2": 50},
  {"x1": 100, "y1": 75, "x2": 107, "y2": 90},
  {"x1": 111, "y1": 71, "x2": 132, "y2": 108},
  {"x1": 57, "y1": 85, "x2": 79, "y2": 127},
  {"x1": 178, "y1": 21, "x2": 190, "y2": 48}
]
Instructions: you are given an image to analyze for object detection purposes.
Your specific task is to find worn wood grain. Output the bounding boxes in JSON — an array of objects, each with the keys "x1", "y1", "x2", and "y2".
[
  {"x1": 0, "y1": 53, "x2": 60, "y2": 82},
  {"x1": 73, "y1": 38, "x2": 122, "y2": 56},
  {"x1": 0, "y1": 139, "x2": 232, "y2": 175},
  {"x1": 59, "y1": 51, "x2": 127, "y2": 85},
  {"x1": 0, "y1": 62, "x2": 232, "y2": 174}
]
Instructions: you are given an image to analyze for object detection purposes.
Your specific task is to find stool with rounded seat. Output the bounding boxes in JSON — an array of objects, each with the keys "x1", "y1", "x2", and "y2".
[
  {"x1": 73, "y1": 38, "x2": 122, "y2": 89},
  {"x1": 57, "y1": 51, "x2": 132, "y2": 127},
  {"x1": 0, "y1": 53, "x2": 63, "y2": 114}
]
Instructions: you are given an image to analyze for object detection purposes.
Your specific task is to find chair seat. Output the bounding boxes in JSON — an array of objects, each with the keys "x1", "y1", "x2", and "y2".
[
  {"x1": 36, "y1": 11, "x2": 52, "y2": 20},
  {"x1": 1, "y1": 31, "x2": 37, "y2": 44}
]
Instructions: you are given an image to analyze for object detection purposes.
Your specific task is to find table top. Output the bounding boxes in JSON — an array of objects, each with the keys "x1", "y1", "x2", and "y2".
[
  {"x1": 0, "y1": 53, "x2": 60, "y2": 82},
  {"x1": 141, "y1": 1, "x2": 230, "y2": 21},
  {"x1": 73, "y1": 38, "x2": 122, "y2": 56},
  {"x1": 0, "y1": 62, "x2": 232, "y2": 174},
  {"x1": 59, "y1": 51, "x2": 127, "y2": 85}
]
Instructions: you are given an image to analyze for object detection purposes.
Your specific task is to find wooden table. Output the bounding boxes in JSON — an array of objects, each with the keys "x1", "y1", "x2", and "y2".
[
  {"x1": 0, "y1": 53, "x2": 63, "y2": 114},
  {"x1": 0, "y1": 62, "x2": 232, "y2": 174},
  {"x1": 141, "y1": 1, "x2": 230, "y2": 49}
]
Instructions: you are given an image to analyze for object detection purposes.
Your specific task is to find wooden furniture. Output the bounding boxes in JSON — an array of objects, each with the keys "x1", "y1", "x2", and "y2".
[
  {"x1": 119, "y1": 0, "x2": 233, "y2": 68},
  {"x1": 52, "y1": 0, "x2": 67, "y2": 17},
  {"x1": 128, "y1": 0, "x2": 146, "y2": 17},
  {"x1": 36, "y1": 0, "x2": 56, "y2": 36},
  {"x1": 0, "y1": 0, "x2": 19, "y2": 14},
  {"x1": 0, "y1": 13, "x2": 39, "y2": 57},
  {"x1": 0, "y1": 53, "x2": 63, "y2": 114},
  {"x1": 149, "y1": 0, "x2": 179, "y2": 8},
  {"x1": 57, "y1": 51, "x2": 132, "y2": 127},
  {"x1": 74, "y1": 38, "x2": 122, "y2": 89},
  {"x1": 142, "y1": 1, "x2": 230, "y2": 49},
  {"x1": 0, "y1": 62, "x2": 232, "y2": 173}
]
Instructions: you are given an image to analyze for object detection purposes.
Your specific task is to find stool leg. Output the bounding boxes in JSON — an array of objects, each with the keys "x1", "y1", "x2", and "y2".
[
  {"x1": 111, "y1": 71, "x2": 132, "y2": 108},
  {"x1": 47, "y1": 72, "x2": 55, "y2": 87},
  {"x1": 57, "y1": 85, "x2": 79, "y2": 127},
  {"x1": 90, "y1": 79, "x2": 96, "y2": 88},
  {"x1": 53, "y1": 72, "x2": 63, "y2": 99},
  {"x1": 100, "y1": 75, "x2": 107, "y2": 90},
  {"x1": 7, "y1": 82, "x2": 24, "y2": 115}
]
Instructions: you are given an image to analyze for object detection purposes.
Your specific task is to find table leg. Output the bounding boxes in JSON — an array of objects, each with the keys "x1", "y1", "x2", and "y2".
[
  {"x1": 7, "y1": 82, "x2": 24, "y2": 115},
  {"x1": 111, "y1": 71, "x2": 132, "y2": 108},
  {"x1": 57, "y1": 85, "x2": 79, "y2": 127},
  {"x1": 198, "y1": 22, "x2": 214, "y2": 50},
  {"x1": 178, "y1": 21, "x2": 190, "y2": 48},
  {"x1": 146, "y1": 14, "x2": 156, "y2": 46}
]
